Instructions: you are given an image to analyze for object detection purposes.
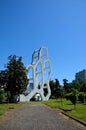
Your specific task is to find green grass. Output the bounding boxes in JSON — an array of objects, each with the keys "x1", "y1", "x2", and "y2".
[
  {"x1": 0, "y1": 103, "x2": 18, "y2": 116},
  {"x1": 43, "y1": 99, "x2": 86, "y2": 122},
  {"x1": 68, "y1": 103, "x2": 86, "y2": 122}
]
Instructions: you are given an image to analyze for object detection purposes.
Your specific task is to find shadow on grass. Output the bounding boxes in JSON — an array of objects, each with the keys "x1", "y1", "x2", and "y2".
[
  {"x1": 52, "y1": 100, "x2": 64, "y2": 103},
  {"x1": 66, "y1": 103, "x2": 73, "y2": 105},
  {"x1": 59, "y1": 107, "x2": 73, "y2": 112},
  {"x1": 8, "y1": 107, "x2": 15, "y2": 109}
]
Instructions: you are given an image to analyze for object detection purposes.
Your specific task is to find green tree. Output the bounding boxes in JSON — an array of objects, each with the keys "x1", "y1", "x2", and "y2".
[
  {"x1": 66, "y1": 89, "x2": 78, "y2": 110},
  {"x1": 5, "y1": 55, "x2": 28, "y2": 102},
  {"x1": 78, "y1": 92, "x2": 85, "y2": 103},
  {"x1": 79, "y1": 81, "x2": 86, "y2": 93},
  {"x1": 55, "y1": 79, "x2": 60, "y2": 88},
  {"x1": 70, "y1": 82, "x2": 81, "y2": 92},
  {"x1": 63, "y1": 79, "x2": 70, "y2": 93},
  {"x1": 0, "y1": 70, "x2": 6, "y2": 87},
  {"x1": 55, "y1": 79, "x2": 63, "y2": 99},
  {"x1": 50, "y1": 79, "x2": 61, "y2": 99},
  {"x1": 49, "y1": 80, "x2": 56, "y2": 99}
]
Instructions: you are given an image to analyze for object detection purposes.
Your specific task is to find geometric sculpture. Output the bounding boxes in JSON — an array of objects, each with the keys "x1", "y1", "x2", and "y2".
[{"x1": 20, "y1": 46, "x2": 52, "y2": 101}]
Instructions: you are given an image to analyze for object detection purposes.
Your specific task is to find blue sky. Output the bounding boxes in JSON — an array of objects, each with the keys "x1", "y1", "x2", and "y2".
[{"x1": 0, "y1": 0, "x2": 86, "y2": 84}]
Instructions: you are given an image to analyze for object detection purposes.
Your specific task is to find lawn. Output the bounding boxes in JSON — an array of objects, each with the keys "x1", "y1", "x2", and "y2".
[
  {"x1": 43, "y1": 99, "x2": 86, "y2": 122},
  {"x1": 0, "y1": 103, "x2": 18, "y2": 116}
]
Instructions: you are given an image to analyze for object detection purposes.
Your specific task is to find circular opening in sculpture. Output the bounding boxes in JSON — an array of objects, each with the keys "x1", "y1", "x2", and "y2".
[{"x1": 35, "y1": 93, "x2": 42, "y2": 101}]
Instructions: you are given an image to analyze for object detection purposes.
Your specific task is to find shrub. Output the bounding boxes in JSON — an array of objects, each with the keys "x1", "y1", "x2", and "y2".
[
  {"x1": 70, "y1": 93, "x2": 77, "y2": 105},
  {"x1": 66, "y1": 93, "x2": 77, "y2": 104},
  {"x1": 66, "y1": 90, "x2": 78, "y2": 110},
  {"x1": 65, "y1": 93, "x2": 71, "y2": 100},
  {"x1": 0, "y1": 89, "x2": 7, "y2": 103},
  {"x1": 78, "y1": 92, "x2": 85, "y2": 103}
]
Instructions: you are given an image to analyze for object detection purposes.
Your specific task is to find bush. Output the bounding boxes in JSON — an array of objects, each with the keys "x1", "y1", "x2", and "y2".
[
  {"x1": 0, "y1": 89, "x2": 7, "y2": 103},
  {"x1": 66, "y1": 93, "x2": 77, "y2": 105},
  {"x1": 78, "y1": 92, "x2": 85, "y2": 103},
  {"x1": 65, "y1": 93, "x2": 71, "y2": 100},
  {"x1": 70, "y1": 93, "x2": 77, "y2": 105}
]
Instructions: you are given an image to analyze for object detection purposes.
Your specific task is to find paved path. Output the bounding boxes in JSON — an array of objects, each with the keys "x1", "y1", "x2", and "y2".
[{"x1": 0, "y1": 103, "x2": 86, "y2": 130}]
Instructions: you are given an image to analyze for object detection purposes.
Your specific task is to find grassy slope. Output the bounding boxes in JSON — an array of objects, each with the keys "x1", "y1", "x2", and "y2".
[
  {"x1": 0, "y1": 103, "x2": 18, "y2": 115},
  {"x1": 43, "y1": 99, "x2": 86, "y2": 122}
]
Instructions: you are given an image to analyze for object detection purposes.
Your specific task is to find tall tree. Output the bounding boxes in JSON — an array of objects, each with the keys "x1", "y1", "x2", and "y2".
[
  {"x1": 49, "y1": 80, "x2": 56, "y2": 98},
  {"x1": 0, "y1": 70, "x2": 6, "y2": 88},
  {"x1": 50, "y1": 79, "x2": 61, "y2": 99},
  {"x1": 55, "y1": 78, "x2": 60, "y2": 88},
  {"x1": 5, "y1": 55, "x2": 28, "y2": 102},
  {"x1": 63, "y1": 79, "x2": 70, "y2": 93},
  {"x1": 55, "y1": 78, "x2": 62, "y2": 98}
]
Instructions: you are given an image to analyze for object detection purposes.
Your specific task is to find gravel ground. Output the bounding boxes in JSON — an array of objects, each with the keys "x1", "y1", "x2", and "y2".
[{"x1": 0, "y1": 103, "x2": 85, "y2": 130}]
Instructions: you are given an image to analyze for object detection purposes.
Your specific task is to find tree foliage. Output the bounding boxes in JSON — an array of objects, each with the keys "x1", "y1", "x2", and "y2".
[
  {"x1": 79, "y1": 81, "x2": 86, "y2": 93},
  {"x1": 50, "y1": 79, "x2": 62, "y2": 99},
  {"x1": 66, "y1": 89, "x2": 78, "y2": 110},
  {"x1": 78, "y1": 92, "x2": 85, "y2": 103},
  {"x1": 63, "y1": 79, "x2": 70, "y2": 93},
  {"x1": 4, "y1": 55, "x2": 28, "y2": 102},
  {"x1": 0, "y1": 70, "x2": 6, "y2": 87}
]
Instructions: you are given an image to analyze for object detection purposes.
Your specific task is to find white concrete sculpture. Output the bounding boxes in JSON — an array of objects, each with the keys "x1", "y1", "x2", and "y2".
[{"x1": 20, "y1": 46, "x2": 52, "y2": 101}]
